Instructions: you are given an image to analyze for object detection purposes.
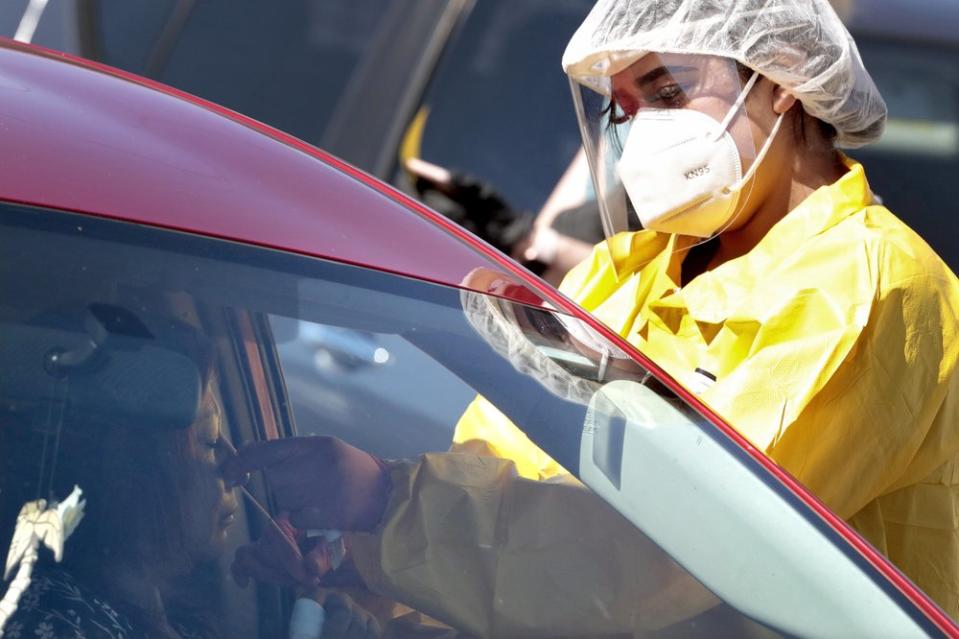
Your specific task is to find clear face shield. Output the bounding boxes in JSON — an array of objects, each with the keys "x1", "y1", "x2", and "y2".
[{"x1": 571, "y1": 54, "x2": 784, "y2": 273}]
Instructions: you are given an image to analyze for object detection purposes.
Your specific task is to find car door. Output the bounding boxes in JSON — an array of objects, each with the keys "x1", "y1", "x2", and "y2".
[
  {"x1": 18, "y1": 196, "x2": 959, "y2": 637},
  {"x1": 2, "y1": 192, "x2": 955, "y2": 636}
]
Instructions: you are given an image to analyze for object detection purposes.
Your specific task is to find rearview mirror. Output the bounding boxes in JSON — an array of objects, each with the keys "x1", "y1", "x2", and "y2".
[{"x1": 0, "y1": 304, "x2": 203, "y2": 432}]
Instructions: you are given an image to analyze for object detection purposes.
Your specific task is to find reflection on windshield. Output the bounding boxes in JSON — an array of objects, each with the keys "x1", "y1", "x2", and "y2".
[{"x1": 1, "y1": 203, "x2": 928, "y2": 638}]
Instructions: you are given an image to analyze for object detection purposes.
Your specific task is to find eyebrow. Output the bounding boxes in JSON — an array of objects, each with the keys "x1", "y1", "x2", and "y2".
[{"x1": 635, "y1": 65, "x2": 697, "y2": 89}]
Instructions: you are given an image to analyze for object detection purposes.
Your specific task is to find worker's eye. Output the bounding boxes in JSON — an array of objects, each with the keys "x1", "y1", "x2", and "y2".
[{"x1": 646, "y1": 83, "x2": 688, "y2": 108}]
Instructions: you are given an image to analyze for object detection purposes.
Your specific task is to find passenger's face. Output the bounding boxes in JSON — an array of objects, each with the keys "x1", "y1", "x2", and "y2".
[{"x1": 179, "y1": 388, "x2": 239, "y2": 563}]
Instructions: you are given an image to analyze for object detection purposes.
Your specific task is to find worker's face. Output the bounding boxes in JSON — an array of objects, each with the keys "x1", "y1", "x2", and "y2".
[{"x1": 610, "y1": 53, "x2": 794, "y2": 233}]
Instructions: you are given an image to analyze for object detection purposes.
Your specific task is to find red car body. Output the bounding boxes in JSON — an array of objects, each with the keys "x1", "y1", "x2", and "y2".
[{"x1": 0, "y1": 37, "x2": 955, "y2": 637}]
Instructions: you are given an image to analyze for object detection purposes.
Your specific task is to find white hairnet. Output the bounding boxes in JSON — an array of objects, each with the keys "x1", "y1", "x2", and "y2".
[{"x1": 563, "y1": 0, "x2": 887, "y2": 147}]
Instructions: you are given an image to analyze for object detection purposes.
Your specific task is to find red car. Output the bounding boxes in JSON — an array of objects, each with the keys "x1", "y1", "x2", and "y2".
[{"x1": 0, "y1": 38, "x2": 955, "y2": 638}]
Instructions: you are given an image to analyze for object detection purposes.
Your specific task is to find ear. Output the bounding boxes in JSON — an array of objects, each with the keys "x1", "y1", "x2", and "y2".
[{"x1": 772, "y1": 85, "x2": 798, "y2": 115}]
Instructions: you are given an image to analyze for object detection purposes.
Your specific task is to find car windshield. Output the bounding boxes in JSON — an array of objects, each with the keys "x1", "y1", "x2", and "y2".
[{"x1": 0, "y1": 202, "x2": 935, "y2": 638}]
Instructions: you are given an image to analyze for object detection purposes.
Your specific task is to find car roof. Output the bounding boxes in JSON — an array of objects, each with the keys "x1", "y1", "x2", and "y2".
[{"x1": 0, "y1": 37, "x2": 545, "y2": 304}]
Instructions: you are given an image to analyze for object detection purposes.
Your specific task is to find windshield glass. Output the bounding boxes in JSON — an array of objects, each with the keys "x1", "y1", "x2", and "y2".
[{"x1": 0, "y1": 203, "x2": 933, "y2": 638}]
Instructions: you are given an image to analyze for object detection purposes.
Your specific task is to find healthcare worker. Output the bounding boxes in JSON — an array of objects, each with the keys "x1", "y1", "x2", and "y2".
[{"x1": 227, "y1": 0, "x2": 959, "y2": 632}]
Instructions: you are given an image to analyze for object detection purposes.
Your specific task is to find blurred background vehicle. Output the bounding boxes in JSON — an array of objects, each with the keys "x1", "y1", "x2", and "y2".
[{"x1": 844, "y1": 0, "x2": 959, "y2": 269}]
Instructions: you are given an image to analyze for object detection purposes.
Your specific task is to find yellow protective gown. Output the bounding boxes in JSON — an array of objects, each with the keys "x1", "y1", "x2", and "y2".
[{"x1": 352, "y1": 159, "x2": 959, "y2": 631}]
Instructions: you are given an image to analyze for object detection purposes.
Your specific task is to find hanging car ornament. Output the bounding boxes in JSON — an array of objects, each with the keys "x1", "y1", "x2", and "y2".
[{"x1": 0, "y1": 485, "x2": 85, "y2": 637}]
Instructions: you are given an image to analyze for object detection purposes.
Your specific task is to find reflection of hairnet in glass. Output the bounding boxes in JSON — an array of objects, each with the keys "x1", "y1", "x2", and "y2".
[
  {"x1": 562, "y1": 0, "x2": 887, "y2": 148},
  {"x1": 461, "y1": 291, "x2": 600, "y2": 406}
]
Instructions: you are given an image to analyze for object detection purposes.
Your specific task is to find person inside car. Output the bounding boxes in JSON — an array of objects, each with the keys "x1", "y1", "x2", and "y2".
[
  {"x1": 0, "y1": 316, "x2": 238, "y2": 639},
  {"x1": 0, "y1": 309, "x2": 382, "y2": 639},
  {"x1": 225, "y1": 0, "x2": 959, "y2": 633}
]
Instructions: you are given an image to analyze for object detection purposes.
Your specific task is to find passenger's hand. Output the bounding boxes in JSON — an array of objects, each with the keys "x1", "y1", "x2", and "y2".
[
  {"x1": 223, "y1": 436, "x2": 391, "y2": 531},
  {"x1": 232, "y1": 512, "x2": 331, "y2": 588}
]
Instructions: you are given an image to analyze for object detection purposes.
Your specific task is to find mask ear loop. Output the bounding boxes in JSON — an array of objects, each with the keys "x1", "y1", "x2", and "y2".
[
  {"x1": 711, "y1": 100, "x2": 788, "y2": 239},
  {"x1": 711, "y1": 71, "x2": 760, "y2": 142},
  {"x1": 703, "y1": 70, "x2": 789, "y2": 234},
  {"x1": 726, "y1": 110, "x2": 786, "y2": 194}
]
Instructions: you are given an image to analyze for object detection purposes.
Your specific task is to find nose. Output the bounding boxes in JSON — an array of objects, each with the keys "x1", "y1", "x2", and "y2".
[{"x1": 217, "y1": 436, "x2": 249, "y2": 488}]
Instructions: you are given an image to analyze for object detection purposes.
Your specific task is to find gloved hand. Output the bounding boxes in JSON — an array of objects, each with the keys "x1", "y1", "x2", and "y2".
[
  {"x1": 223, "y1": 436, "x2": 391, "y2": 531},
  {"x1": 224, "y1": 437, "x2": 391, "y2": 588},
  {"x1": 410, "y1": 168, "x2": 533, "y2": 257}
]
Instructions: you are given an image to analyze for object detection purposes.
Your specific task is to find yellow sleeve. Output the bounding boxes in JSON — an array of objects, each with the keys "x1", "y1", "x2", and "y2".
[
  {"x1": 349, "y1": 453, "x2": 718, "y2": 638},
  {"x1": 450, "y1": 395, "x2": 566, "y2": 481}
]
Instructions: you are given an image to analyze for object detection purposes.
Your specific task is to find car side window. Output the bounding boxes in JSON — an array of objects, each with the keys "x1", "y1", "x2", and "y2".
[{"x1": 0, "y1": 202, "x2": 938, "y2": 638}]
